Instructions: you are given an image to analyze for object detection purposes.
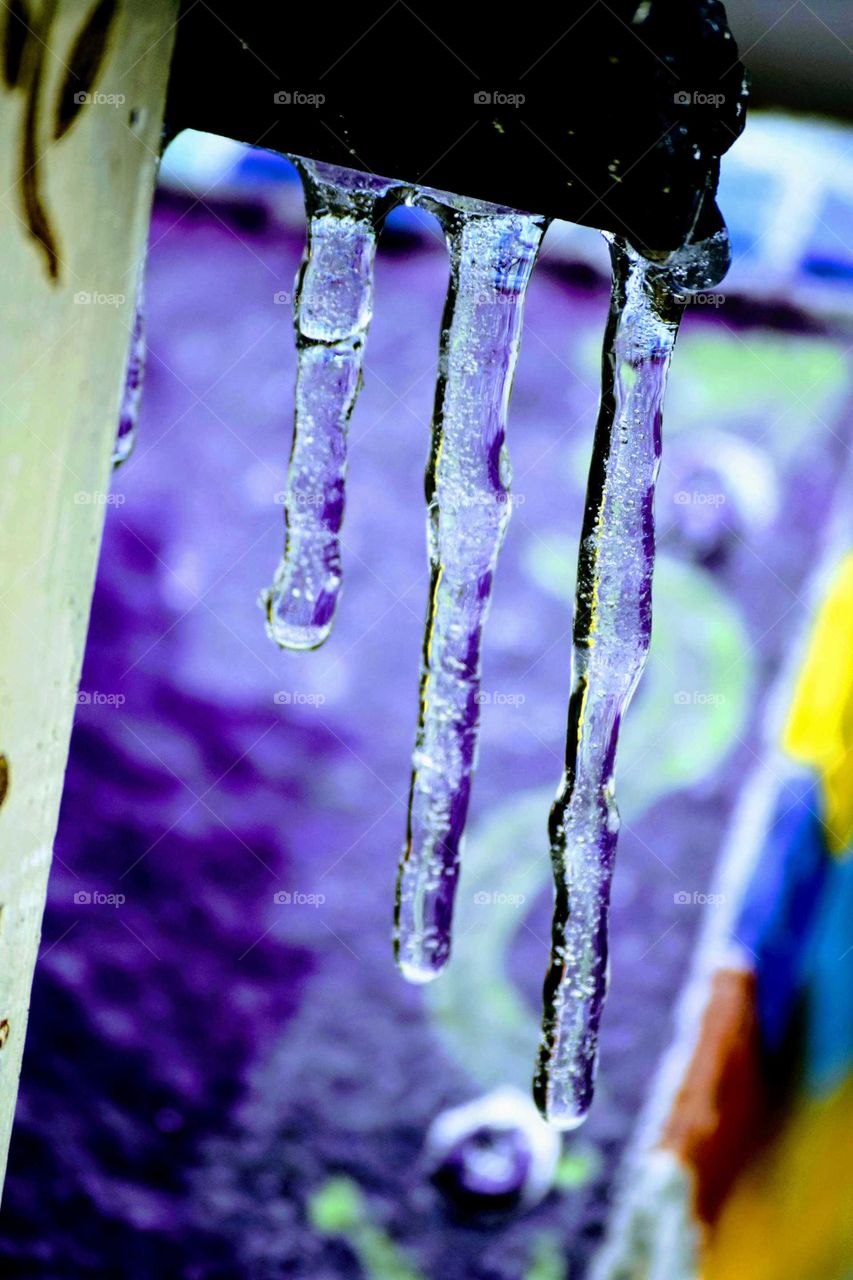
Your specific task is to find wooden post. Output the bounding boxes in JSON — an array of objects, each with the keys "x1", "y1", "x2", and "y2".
[{"x1": 0, "y1": 0, "x2": 177, "y2": 1196}]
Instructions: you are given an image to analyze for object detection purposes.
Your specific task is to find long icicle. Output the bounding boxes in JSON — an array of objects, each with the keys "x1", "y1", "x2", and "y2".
[
  {"x1": 263, "y1": 161, "x2": 387, "y2": 650},
  {"x1": 394, "y1": 206, "x2": 548, "y2": 983},
  {"x1": 533, "y1": 236, "x2": 682, "y2": 1129}
]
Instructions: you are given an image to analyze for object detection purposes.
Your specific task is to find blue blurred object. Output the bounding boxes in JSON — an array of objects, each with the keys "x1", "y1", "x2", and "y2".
[{"x1": 734, "y1": 776, "x2": 829, "y2": 1058}]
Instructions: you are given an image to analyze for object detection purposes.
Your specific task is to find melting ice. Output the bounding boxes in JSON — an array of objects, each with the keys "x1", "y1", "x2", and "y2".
[
  {"x1": 263, "y1": 158, "x2": 728, "y2": 1127},
  {"x1": 262, "y1": 160, "x2": 394, "y2": 649},
  {"x1": 394, "y1": 204, "x2": 547, "y2": 983}
]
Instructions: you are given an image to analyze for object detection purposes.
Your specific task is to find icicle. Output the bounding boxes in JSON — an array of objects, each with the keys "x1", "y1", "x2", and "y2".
[
  {"x1": 533, "y1": 237, "x2": 686, "y2": 1130},
  {"x1": 262, "y1": 161, "x2": 389, "y2": 650},
  {"x1": 394, "y1": 207, "x2": 548, "y2": 984},
  {"x1": 113, "y1": 270, "x2": 145, "y2": 468},
  {"x1": 253, "y1": 149, "x2": 732, "y2": 1129}
]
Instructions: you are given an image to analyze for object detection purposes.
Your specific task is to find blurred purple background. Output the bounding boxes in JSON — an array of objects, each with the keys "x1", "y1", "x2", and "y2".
[{"x1": 0, "y1": 142, "x2": 850, "y2": 1278}]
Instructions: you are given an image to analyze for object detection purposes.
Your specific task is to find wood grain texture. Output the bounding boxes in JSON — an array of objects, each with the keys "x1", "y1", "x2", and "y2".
[{"x1": 0, "y1": 0, "x2": 178, "y2": 1198}]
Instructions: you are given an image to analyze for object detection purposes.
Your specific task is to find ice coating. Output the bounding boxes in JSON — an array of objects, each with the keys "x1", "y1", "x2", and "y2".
[
  {"x1": 262, "y1": 161, "x2": 391, "y2": 650},
  {"x1": 113, "y1": 274, "x2": 145, "y2": 468},
  {"x1": 256, "y1": 154, "x2": 728, "y2": 1131},
  {"x1": 533, "y1": 236, "x2": 683, "y2": 1129},
  {"x1": 394, "y1": 206, "x2": 547, "y2": 983}
]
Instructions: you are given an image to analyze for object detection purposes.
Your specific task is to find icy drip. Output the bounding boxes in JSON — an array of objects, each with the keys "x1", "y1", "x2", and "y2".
[
  {"x1": 394, "y1": 208, "x2": 547, "y2": 983},
  {"x1": 533, "y1": 237, "x2": 684, "y2": 1129},
  {"x1": 113, "y1": 273, "x2": 145, "y2": 467},
  {"x1": 254, "y1": 150, "x2": 730, "y2": 1130},
  {"x1": 263, "y1": 162, "x2": 387, "y2": 650}
]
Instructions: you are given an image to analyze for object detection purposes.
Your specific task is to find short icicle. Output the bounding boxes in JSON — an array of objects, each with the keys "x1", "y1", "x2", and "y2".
[
  {"x1": 533, "y1": 236, "x2": 683, "y2": 1129},
  {"x1": 263, "y1": 160, "x2": 388, "y2": 650},
  {"x1": 394, "y1": 206, "x2": 548, "y2": 984}
]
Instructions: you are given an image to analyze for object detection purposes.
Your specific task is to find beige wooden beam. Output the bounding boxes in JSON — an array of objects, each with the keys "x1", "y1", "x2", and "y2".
[{"x1": 0, "y1": 0, "x2": 178, "y2": 1196}]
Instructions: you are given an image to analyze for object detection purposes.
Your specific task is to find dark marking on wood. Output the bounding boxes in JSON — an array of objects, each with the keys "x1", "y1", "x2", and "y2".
[
  {"x1": 54, "y1": 0, "x2": 118, "y2": 140},
  {"x1": 19, "y1": 0, "x2": 60, "y2": 280},
  {"x1": 3, "y1": 0, "x2": 30, "y2": 88},
  {"x1": 0, "y1": 755, "x2": 8, "y2": 808}
]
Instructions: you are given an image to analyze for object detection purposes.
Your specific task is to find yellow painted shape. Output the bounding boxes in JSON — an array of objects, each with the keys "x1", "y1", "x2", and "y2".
[
  {"x1": 783, "y1": 553, "x2": 853, "y2": 853},
  {"x1": 701, "y1": 1072, "x2": 853, "y2": 1280}
]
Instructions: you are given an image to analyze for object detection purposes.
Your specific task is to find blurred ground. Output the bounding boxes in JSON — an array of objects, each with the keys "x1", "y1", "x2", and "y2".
[{"x1": 0, "y1": 174, "x2": 850, "y2": 1278}]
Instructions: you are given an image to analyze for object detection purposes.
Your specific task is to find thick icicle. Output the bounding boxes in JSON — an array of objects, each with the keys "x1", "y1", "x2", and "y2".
[
  {"x1": 394, "y1": 207, "x2": 547, "y2": 984},
  {"x1": 113, "y1": 273, "x2": 145, "y2": 468},
  {"x1": 263, "y1": 161, "x2": 389, "y2": 650},
  {"x1": 533, "y1": 236, "x2": 684, "y2": 1130}
]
